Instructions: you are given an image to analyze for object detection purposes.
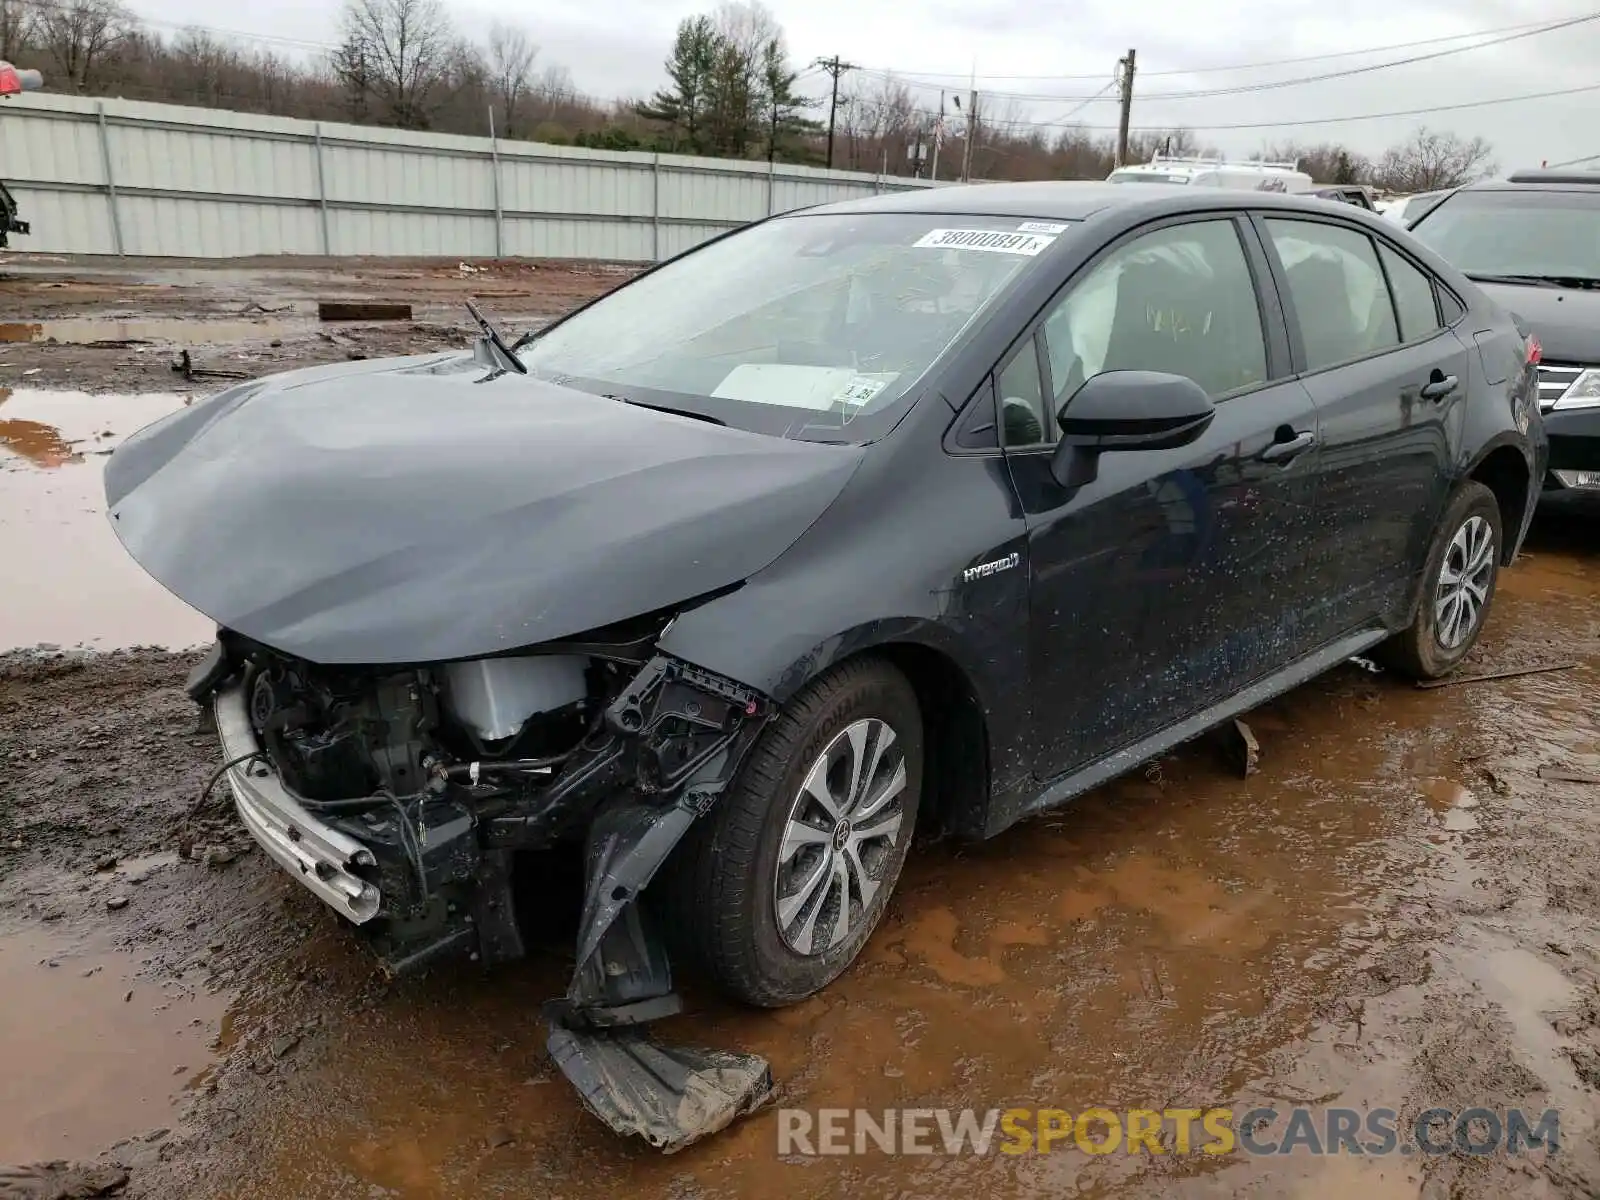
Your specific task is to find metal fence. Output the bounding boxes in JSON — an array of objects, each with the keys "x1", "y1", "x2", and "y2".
[{"x1": 0, "y1": 92, "x2": 943, "y2": 261}]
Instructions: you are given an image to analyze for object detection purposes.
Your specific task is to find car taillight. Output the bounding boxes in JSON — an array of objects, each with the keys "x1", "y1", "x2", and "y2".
[{"x1": 1526, "y1": 336, "x2": 1542, "y2": 365}]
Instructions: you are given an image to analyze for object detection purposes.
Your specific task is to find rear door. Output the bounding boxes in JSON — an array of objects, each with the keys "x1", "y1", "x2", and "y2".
[
  {"x1": 1001, "y1": 214, "x2": 1325, "y2": 782},
  {"x1": 1254, "y1": 215, "x2": 1468, "y2": 640}
]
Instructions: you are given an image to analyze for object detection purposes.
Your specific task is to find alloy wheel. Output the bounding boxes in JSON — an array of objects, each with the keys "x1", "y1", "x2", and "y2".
[
  {"x1": 773, "y1": 718, "x2": 908, "y2": 956},
  {"x1": 1434, "y1": 514, "x2": 1495, "y2": 650}
]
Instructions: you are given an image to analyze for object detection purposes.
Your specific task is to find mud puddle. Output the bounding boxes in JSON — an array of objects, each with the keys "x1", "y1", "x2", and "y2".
[
  {"x1": 0, "y1": 922, "x2": 228, "y2": 1162},
  {"x1": 0, "y1": 493, "x2": 1593, "y2": 1198},
  {"x1": 186, "y1": 545, "x2": 1599, "y2": 1198},
  {"x1": 0, "y1": 318, "x2": 305, "y2": 347},
  {"x1": 0, "y1": 387, "x2": 212, "y2": 651}
]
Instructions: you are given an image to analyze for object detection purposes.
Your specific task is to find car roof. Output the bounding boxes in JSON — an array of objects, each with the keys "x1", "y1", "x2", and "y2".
[
  {"x1": 1460, "y1": 170, "x2": 1600, "y2": 193},
  {"x1": 804, "y1": 180, "x2": 1387, "y2": 223}
]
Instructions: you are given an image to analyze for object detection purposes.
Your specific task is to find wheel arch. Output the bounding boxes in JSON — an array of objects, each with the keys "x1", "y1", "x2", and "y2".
[
  {"x1": 1464, "y1": 438, "x2": 1533, "y2": 565},
  {"x1": 867, "y1": 641, "x2": 992, "y2": 841},
  {"x1": 665, "y1": 621, "x2": 1001, "y2": 841}
]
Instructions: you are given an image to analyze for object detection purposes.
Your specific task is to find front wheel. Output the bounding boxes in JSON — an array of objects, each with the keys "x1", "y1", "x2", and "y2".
[
  {"x1": 1381, "y1": 480, "x2": 1503, "y2": 680},
  {"x1": 663, "y1": 658, "x2": 923, "y2": 1008}
]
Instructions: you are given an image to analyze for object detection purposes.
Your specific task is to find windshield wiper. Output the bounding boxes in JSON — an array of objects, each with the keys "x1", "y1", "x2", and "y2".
[
  {"x1": 509, "y1": 324, "x2": 546, "y2": 353},
  {"x1": 1466, "y1": 271, "x2": 1600, "y2": 290},
  {"x1": 465, "y1": 299, "x2": 527, "y2": 374}
]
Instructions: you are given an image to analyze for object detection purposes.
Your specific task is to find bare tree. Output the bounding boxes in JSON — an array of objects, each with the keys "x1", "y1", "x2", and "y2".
[
  {"x1": 703, "y1": 0, "x2": 779, "y2": 155},
  {"x1": 1, "y1": 0, "x2": 36, "y2": 62},
  {"x1": 1261, "y1": 141, "x2": 1372, "y2": 184},
  {"x1": 36, "y1": 0, "x2": 134, "y2": 92},
  {"x1": 334, "y1": 0, "x2": 456, "y2": 129},
  {"x1": 837, "y1": 73, "x2": 915, "y2": 171},
  {"x1": 486, "y1": 21, "x2": 536, "y2": 137},
  {"x1": 1375, "y1": 126, "x2": 1496, "y2": 193}
]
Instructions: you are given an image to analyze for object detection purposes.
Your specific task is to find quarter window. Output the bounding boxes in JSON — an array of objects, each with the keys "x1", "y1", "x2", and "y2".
[
  {"x1": 1265, "y1": 219, "x2": 1400, "y2": 370},
  {"x1": 1038, "y1": 219, "x2": 1268, "y2": 425},
  {"x1": 1377, "y1": 243, "x2": 1443, "y2": 342},
  {"x1": 997, "y1": 337, "x2": 1049, "y2": 446}
]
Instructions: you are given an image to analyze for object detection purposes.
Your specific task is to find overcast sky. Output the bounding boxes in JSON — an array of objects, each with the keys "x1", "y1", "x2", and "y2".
[{"x1": 125, "y1": 0, "x2": 1600, "y2": 169}]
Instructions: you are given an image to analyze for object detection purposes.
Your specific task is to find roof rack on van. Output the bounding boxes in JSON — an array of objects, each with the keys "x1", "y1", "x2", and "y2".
[
  {"x1": 1146, "y1": 154, "x2": 1224, "y2": 168},
  {"x1": 1144, "y1": 154, "x2": 1303, "y2": 172}
]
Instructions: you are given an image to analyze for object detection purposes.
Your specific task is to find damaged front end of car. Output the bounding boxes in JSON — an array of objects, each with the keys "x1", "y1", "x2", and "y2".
[{"x1": 189, "y1": 607, "x2": 777, "y2": 1151}]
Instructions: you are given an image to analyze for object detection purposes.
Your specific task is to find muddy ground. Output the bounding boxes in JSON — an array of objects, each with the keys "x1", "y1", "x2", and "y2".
[
  {"x1": 0, "y1": 253, "x2": 638, "y2": 395},
  {"x1": 2, "y1": 255, "x2": 1600, "y2": 1199}
]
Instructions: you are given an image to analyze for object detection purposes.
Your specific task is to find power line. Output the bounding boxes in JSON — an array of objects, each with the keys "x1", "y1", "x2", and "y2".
[
  {"x1": 850, "y1": 11, "x2": 1600, "y2": 104},
  {"x1": 1047, "y1": 78, "x2": 1117, "y2": 127},
  {"x1": 942, "y1": 79, "x2": 1600, "y2": 136},
  {"x1": 846, "y1": 13, "x2": 1590, "y2": 82},
  {"x1": 1124, "y1": 12, "x2": 1600, "y2": 102},
  {"x1": 1544, "y1": 151, "x2": 1600, "y2": 168}
]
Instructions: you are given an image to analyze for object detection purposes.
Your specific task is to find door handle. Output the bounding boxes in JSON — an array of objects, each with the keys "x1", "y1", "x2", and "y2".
[
  {"x1": 1260, "y1": 430, "x2": 1316, "y2": 462},
  {"x1": 1420, "y1": 371, "x2": 1459, "y2": 401}
]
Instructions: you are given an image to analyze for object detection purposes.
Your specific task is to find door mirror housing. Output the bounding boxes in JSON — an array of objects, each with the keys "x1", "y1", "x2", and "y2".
[{"x1": 1049, "y1": 370, "x2": 1217, "y2": 488}]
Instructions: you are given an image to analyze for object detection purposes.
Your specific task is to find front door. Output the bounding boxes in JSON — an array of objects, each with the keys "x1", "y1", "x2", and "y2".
[
  {"x1": 1257, "y1": 217, "x2": 1465, "y2": 639},
  {"x1": 1002, "y1": 215, "x2": 1324, "y2": 783}
]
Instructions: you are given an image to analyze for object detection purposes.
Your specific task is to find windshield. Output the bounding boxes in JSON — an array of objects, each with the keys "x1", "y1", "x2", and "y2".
[
  {"x1": 1409, "y1": 188, "x2": 1600, "y2": 281},
  {"x1": 519, "y1": 212, "x2": 1063, "y2": 442},
  {"x1": 1107, "y1": 171, "x2": 1192, "y2": 184}
]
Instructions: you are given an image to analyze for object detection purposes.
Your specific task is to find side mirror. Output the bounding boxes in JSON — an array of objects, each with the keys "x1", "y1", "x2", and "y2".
[{"x1": 1048, "y1": 370, "x2": 1216, "y2": 489}]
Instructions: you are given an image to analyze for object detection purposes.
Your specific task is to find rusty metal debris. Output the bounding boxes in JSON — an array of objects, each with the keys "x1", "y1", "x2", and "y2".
[
  {"x1": 1416, "y1": 661, "x2": 1578, "y2": 690},
  {"x1": 317, "y1": 301, "x2": 412, "y2": 322},
  {"x1": 1230, "y1": 718, "x2": 1260, "y2": 778},
  {"x1": 1538, "y1": 766, "x2": 1600, "y2": 786},
  {"x1": 172, "y1": 349, "x2": 248, "y2": 382}
]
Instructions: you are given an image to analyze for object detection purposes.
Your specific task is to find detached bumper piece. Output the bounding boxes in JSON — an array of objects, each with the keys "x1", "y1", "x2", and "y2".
[{"x1": 547, "y1": 1022, "x2": 773, "y2": 1153}]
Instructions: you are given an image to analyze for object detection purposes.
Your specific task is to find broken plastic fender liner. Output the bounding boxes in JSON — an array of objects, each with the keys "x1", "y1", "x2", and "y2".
[{"x1": 547, "y1": 1024, "x2": 774, "y2": 1152}]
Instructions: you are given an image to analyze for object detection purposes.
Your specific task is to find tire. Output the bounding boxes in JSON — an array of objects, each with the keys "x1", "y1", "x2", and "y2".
[
  {"x1": 1380, "y1": 480, "x2": 1503, "y2": 680},
  {"x1": 663, "y1": 657, "x2": 923, "y2": 1008}
]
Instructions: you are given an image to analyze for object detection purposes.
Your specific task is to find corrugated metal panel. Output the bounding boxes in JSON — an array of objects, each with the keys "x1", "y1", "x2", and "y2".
[{"x1": 1, "y1": 92, "x2": 945, "y2": 261}]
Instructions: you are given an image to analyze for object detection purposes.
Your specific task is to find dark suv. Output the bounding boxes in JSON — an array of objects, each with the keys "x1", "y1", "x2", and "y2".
[{"x1": 1408, "y1": 169, "x2": 1600, "y2": 494}]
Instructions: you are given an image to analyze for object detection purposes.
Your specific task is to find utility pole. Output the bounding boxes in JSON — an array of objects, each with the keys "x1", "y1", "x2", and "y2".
[
  {"x1": 959, "y1": 68, "x2": 978, "y2": 182},
  {"x1": 1115, "y1": 48, "x2": 1136, "y2": 168},
  {"x1": 930, "y1": 91, "x2": 944, "y2": 181},
  {"x1": 814, "y1": 55, "x2": 856, "y2": 171}
]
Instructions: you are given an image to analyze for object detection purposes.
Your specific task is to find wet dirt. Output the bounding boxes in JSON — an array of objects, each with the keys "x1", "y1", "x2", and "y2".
[
  {"x1": 0, "y1": 319, "x2": 307, "y2": 347},
  {"x1": 1, "y1": 257, "x2": 1598, "y2": 1197},
  {"x1": 0, "y1": 499, "x2": 1594, "y2": 1198},
  {"x1": 0, "y1": 255, "x2": 636, "y2": 394},
  {"x1": 0, "y1": 388, "x2": 211, "y2": 651},
  {"x1": 0, "y1": 924, "x2": 228, "y2": 1163}
]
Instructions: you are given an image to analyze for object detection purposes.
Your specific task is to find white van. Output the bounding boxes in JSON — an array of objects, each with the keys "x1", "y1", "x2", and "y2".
[{"x1": 1106, "y1": 155, "x2": 1316, "y2": 195}]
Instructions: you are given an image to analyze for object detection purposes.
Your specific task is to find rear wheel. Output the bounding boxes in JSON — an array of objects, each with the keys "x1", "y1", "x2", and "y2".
[
  {"x1": 664, "y1": 658, "x2": 922, "y2": 1007},
  {"x1": 1381, "y1": 480, "x2": 1502, "y2": 680}
]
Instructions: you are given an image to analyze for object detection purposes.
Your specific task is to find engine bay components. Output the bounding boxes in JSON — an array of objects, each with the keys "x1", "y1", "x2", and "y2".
[{"x1": 441, "y1": 655, "x2": 588, "y2": 742}]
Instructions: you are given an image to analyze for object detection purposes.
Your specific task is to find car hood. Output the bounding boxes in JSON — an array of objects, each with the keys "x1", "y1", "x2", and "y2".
[
  {"x1": 1472, "y1": 282, "x2": 1600, "y2": 363},
  {"x1": 105, "y1": 353, "x2": 863, "y2": 664}
]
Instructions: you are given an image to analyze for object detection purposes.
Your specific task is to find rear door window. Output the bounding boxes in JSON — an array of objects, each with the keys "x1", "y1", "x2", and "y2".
[
  {"x1": 1377, "y1": 243, "x2": 1443, "y2": 342},
  {"x1": 1265, "y1": 218, "x2": 1400, "y2": 371}
]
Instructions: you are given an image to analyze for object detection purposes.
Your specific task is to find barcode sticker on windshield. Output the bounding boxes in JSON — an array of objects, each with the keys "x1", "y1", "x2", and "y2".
[
  {"x1": 1017, "y1": 221, "x2": 1069, "y2": 234},
  {"x1": 913, "y1": 228, "x2": 1057, "y2": 256},
  {"x1": 835, "y1": 375, "x2": 889, "y2": 406}
]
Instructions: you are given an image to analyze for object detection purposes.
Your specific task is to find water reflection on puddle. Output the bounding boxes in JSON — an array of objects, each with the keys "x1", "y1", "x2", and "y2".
[
  {"x1": 0, "y1": 387, "x2": 213, "y2": 651},
  {"x1": 0, "y1": 924, "x2": 228, "y2": 1162}
]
